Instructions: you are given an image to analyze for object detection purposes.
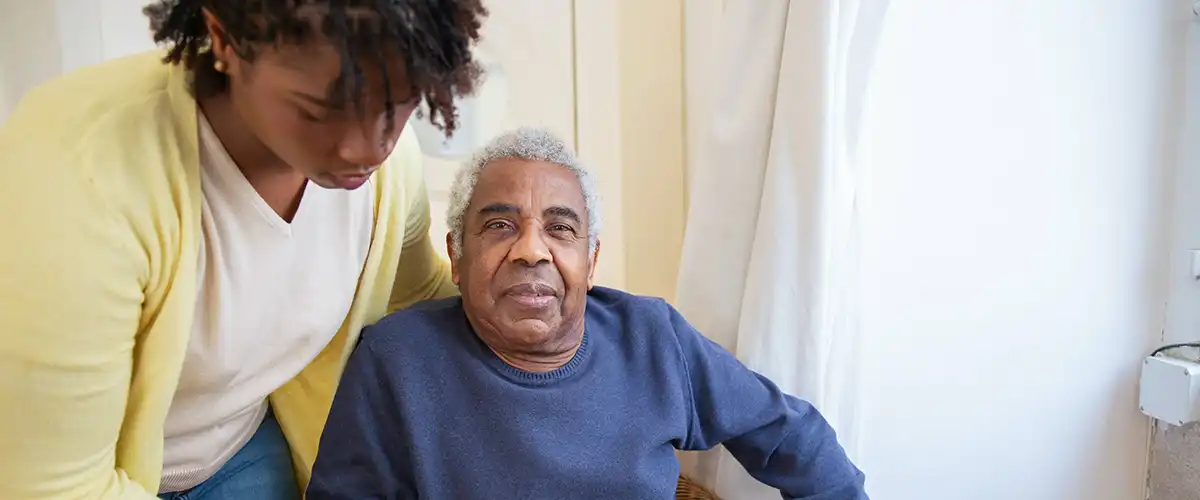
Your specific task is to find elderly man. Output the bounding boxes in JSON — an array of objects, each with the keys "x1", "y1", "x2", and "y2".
[{"x1": 306, "y1": 128, "x2": 868, "y2": 500}]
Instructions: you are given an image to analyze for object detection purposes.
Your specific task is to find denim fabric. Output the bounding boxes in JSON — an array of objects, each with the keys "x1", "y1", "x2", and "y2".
[{"x1": 159, "y1": 410, "x2": 299, "y2": 500}]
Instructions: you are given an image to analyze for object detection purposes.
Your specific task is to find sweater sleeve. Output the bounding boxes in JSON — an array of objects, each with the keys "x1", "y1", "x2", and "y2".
[
  {"x1": 308, "y1": 332, "x2": 415, "y2": 500},
  {"x1": 387, "y1": 132, "x2": 459, "y2": 312},
  {"x1": 0, "y1": 127, "x2": 156, "y2": 497},
  {"x1": 668, "y1": 303, "x2": 868, "y2": 500}
]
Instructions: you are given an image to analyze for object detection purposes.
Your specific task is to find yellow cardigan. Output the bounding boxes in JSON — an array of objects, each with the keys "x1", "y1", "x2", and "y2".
[{"x1": 0, "y1": 52, "x2": 457, "y2": 499}]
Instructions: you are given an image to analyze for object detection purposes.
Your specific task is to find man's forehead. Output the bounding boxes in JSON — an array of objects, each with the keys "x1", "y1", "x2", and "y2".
[
  {"x1": 469, "y1": 159, "x2": 586, "y2": 210},
  {"x1": 475, "y1": 158, "x2": 581, "y2": 189}
]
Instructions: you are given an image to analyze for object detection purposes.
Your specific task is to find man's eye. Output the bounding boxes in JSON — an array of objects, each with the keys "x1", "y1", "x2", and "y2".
[
  {"x1": 549, "y1": 224, "x2": 574, "y2": 233},
  {"x1": 485, "y1": 221, "x2": 512, "y2": 230}
]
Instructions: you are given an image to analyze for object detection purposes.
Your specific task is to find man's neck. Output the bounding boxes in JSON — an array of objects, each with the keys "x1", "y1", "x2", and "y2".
[
  {"x1": 489, "y1": 344, "x2": 580, "y2": 373},
  {"x1": 486, "y1": 325, "x2": 584, "y2": 373},
  {"x1": 198, "y1": 93, "x2": 308, "y2": 220}
]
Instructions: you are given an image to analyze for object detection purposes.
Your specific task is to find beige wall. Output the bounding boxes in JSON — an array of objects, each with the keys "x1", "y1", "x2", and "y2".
[
  {"x1": 575, "y1": 0, "x2": 687, "y2": 300},
  {"x1": 613, "y1": 0, "x2": 687, "y2": 300}
]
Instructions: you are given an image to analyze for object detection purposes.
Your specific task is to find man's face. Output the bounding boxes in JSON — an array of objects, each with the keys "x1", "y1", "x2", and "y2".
[
  {"x1": 451, "y1": 159, "x2": 599, "y2": 355},
  {"x1": 212, "y1": 20, "x2": 418, "y2": 190}
]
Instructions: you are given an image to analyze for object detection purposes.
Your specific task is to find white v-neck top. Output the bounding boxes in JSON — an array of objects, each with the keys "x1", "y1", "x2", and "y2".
[{"x1": 159, "y1": 115, "x2": 375, "y2": 492}]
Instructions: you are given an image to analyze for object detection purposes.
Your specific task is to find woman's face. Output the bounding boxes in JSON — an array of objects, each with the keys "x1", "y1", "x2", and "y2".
[{"x1": 214, "y1": 37, "x2": 419, "y2": 190}]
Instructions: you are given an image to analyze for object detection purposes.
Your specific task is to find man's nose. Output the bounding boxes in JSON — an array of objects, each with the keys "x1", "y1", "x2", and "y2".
[
  {"x1": 339, "y1": 118, "x2": 400, "y2": 167},
  {"x1": 509, "y1": 225, "x2": 553, "y2": 267}
]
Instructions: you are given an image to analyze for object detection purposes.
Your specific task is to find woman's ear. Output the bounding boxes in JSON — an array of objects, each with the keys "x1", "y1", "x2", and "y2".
[{"x1": 202, "y1": 9, "x2": 237, "y2": 74}]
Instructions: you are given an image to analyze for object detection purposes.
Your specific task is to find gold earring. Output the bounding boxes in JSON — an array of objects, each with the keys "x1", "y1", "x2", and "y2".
[{"x1": 213, "y1": 59, "x2": 227, "y2": 73}]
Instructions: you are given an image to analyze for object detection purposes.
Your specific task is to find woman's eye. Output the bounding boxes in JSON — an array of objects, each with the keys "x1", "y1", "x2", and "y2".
[{"x1": 298, "y1": 109, "x2": 326, "y2": 122}]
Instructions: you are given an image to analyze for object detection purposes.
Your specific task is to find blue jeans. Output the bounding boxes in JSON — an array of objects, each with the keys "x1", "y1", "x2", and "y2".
[{"x1": 158, "y1": 411, "x2": 299, "y2": 500}]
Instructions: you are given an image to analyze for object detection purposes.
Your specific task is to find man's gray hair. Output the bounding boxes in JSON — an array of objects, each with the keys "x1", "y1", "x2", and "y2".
[{"x1": 445, "y1": 127, "x2": 603, "y2": 259}]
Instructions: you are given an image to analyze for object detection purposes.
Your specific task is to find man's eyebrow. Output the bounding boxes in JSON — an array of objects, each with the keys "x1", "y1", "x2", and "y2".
[
  {"x1": 477, "y1": 203, "x2": 581, "y2": 224},
  {"x1": 478, "y1": 203, "x2": 520, "y2": 216},
  {"x1": 544, "y1": 206, "x2": 581, "y2": 223}
]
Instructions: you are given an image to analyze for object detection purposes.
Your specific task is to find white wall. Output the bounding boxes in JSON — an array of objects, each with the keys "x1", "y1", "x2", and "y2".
[
  {"x1": 0, "y1": 0, "x2": 154, "y2": 122},
  {"x1": 0, "y1": 57, "x2": 9, "y2": 120},
  {"x1": 1147, "y1": 6, "x2": 1200, "y2": 499},
  {"x1": 1155, "y1": 4, "x2": 1200, "y2": 383},
  {"x1": 1, "y1": 1, "x2": 66, "y2": 121},
  {"x1": 855, "y1": 1, "x2": 1183, "y2": 499}
]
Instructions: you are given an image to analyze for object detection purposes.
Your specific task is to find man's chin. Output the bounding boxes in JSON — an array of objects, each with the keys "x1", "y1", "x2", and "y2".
[{"x1": 496, "y1": 317, "x2": 561, "y2": 343}]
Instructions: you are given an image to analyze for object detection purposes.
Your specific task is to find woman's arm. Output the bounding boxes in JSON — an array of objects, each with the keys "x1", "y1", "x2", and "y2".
[
  {"x1": 0, "y1": 130, "x2": 155, "y2": 499},
  {"x1": 388, "y1": 132, "x2": 459, "y2": 312}
]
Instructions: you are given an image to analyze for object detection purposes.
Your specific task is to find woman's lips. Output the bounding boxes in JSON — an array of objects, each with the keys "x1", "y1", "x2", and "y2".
[{"x1": 330, "y1": 171, "x2": 372, "y2": 189}]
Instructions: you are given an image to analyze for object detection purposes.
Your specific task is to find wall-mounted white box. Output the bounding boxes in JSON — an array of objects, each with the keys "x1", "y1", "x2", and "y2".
[{"x1": 1139, "y1": 355, "x2": 1200, "y2": 426}]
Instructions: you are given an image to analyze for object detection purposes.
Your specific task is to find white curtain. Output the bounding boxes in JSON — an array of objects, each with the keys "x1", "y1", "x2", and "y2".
[{"x1": 674, "y1": 0, "x2": 889, "y2": 497}]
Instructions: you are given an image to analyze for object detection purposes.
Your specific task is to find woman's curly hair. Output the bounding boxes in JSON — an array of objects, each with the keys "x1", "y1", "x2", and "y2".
[{"x1": 143, "y1": 0, "x2": 487, "y2": 136}]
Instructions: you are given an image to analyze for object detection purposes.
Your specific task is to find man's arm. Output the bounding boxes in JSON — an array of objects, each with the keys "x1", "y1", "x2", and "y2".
[
  {"x1": 387, "y1": 131, "x2": 459, "y2": 312},
  {"x1": 667, "y1": 303, "x2": 868, "y2": 500},
  {"x1": 308, "y1": 331, "x2": 415, "y2": 500}
]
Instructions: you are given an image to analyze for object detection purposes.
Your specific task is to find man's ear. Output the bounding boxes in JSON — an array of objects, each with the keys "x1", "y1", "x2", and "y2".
[
  {"x1": 587, "y1": 239, "x2": 600, "y2": 289},
  {"x1": 446, "y1": 232, "x2": 460, "y2": 286}
]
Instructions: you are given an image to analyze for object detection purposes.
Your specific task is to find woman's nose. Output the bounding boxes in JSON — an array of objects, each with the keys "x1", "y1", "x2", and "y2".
[{"x1": 339, "y1": 119, "x2": 401, "y2": 166}]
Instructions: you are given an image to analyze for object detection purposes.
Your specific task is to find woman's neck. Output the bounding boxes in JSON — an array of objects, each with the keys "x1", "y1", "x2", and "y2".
[
  {"x1": 198, "y1": 93, "x2": 307, "y2": 220},
  {"x1": 198, "y1": 93, "x2": 283, "y2": 175}
]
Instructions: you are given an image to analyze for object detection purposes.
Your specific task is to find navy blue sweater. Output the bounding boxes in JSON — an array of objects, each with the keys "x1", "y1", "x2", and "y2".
[{"x1": 308, "y1": 287, "x2": 867, "y2": 499}]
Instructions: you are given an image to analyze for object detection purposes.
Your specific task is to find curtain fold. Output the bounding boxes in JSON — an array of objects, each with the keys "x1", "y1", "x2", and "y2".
[{"x1": 675, "y1": 0, "x2": 888, "y2": 497}]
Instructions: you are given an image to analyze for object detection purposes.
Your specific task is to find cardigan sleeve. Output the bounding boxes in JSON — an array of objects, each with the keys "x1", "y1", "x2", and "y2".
[
  {"x1": 387, "y1": 131, "x2": 459, "y2": 312},
  {"x1": 0, "y1": 118, "x2": 157, "y2": 498}
]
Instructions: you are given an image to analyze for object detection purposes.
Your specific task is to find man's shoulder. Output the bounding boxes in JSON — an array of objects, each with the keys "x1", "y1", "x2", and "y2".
[
  {"x1": 585, "y1": 286, "x2": 685, "y2": 345},
  {"x1": 360, "y1": 296, "x2": 465, "y2": 349},
  {"x1": 586, "y1": 286, "x2": 675, "y2": 318}
]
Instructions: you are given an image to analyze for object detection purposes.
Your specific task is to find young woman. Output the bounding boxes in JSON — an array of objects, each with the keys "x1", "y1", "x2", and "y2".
[{"x1": 0, "y1": 1, "x2": 486, "y2": 498}]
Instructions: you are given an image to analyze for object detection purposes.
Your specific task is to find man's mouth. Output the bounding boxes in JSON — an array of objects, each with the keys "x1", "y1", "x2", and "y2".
[{"x1": 504, "y1": 282, "x2": 558, "y2": 308}]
